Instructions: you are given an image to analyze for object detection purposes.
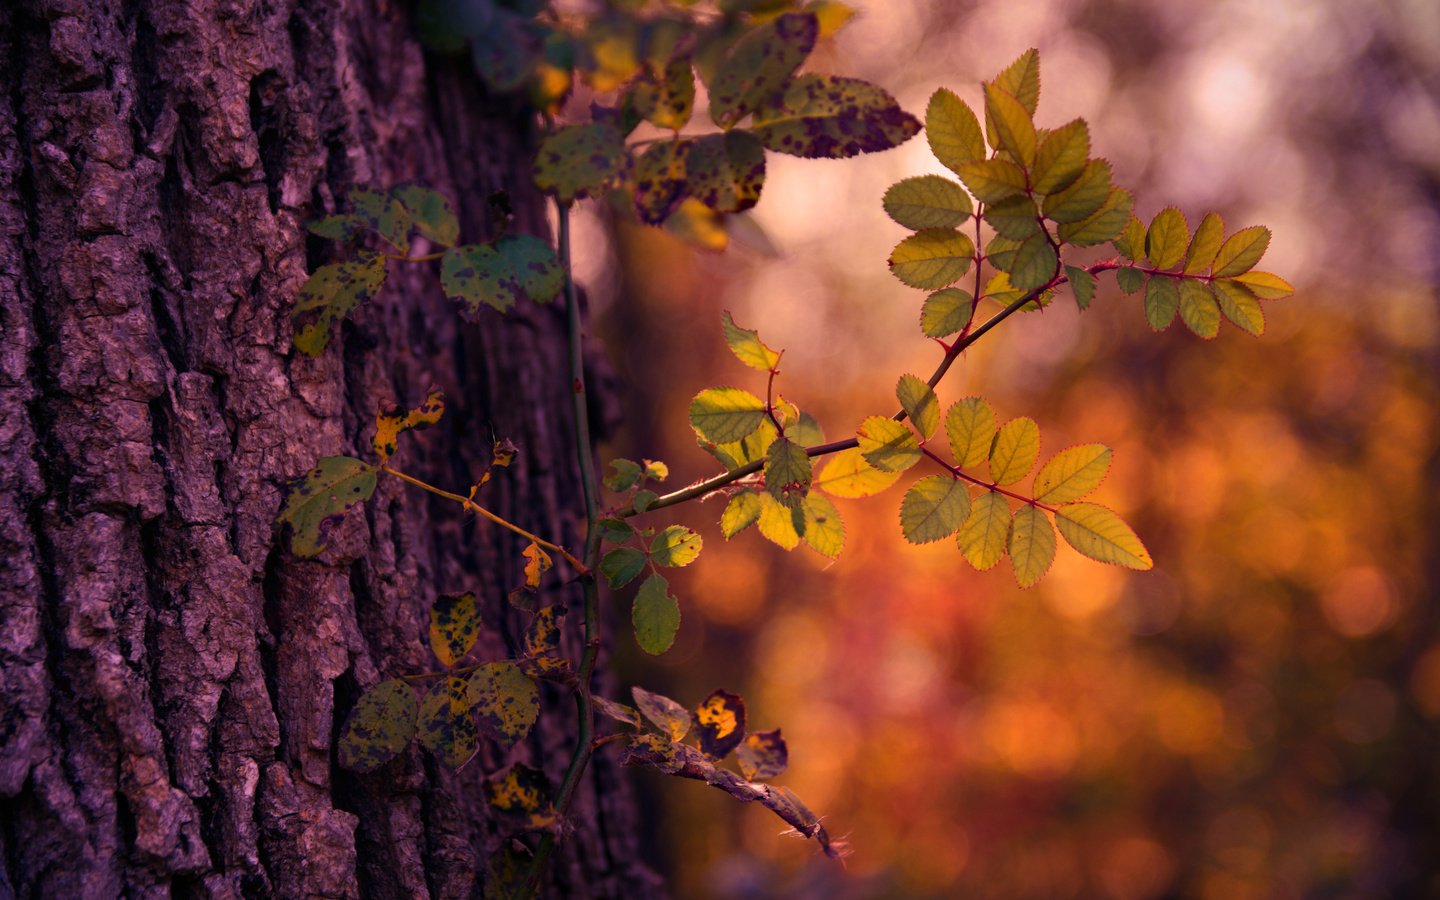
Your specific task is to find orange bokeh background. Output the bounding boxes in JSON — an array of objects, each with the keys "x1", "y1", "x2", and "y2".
[{"x1": 576, "y1": 1, "x2": 1440, "y2": 896}]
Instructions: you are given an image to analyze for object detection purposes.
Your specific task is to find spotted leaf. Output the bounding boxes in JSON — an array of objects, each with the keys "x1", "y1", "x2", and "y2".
[
  {"x1": 752, "y1": 74, "x2": 920, "y2": 159},
  {"x1": 736, "y1": 729, "x2": 788, "y2": 780},
  {"x1": 373, "y1": 389, "x2": 444, "y2": 463},
  {"x1": 278, "y1": 456, "x2": 377, "y2": 557},
  {"x1": 695, "y1": 689, "x2": 747, "y2": 760},
  {"x1": 467, "y1": 662, "x2": 539, "y2": 747},
  {"x1": 338, "y1": 679, "x2": 417, "y2": 773}
]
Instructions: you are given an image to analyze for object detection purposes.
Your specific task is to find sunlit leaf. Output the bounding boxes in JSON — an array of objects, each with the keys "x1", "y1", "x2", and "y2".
[
  {"x1": 1145, "y1": 207, "x2": 1189, "y2": 270},
  {"x1": 1066, "y1": 265, "x2": 1096, "y2": 310},
  {"x1": 788, "y1": 410, "x2": 826, "y2": 447},
  {"x1": 664, "y1": 198, "x2": 729, "y2": 251},
  {"x1": 1144, "y1": 275, "x2": 1179, "y2": 331},
  {"x1": 633, "y1": 686, "x2": 691, "y2": 741},
  {"x1": 485, "y1": 764, "x2": 555, "y2": 831},
  {"x1": 634, "y1": 55, "x2": 695, "y2": 130},
  {"x1": 883, "y1": 175, "x2": 973, "y2": 230},
  {"x1": 1041, "y1": 159, "x2": 1111, "y2": 223},
  {"x1": 392, "y1": 185, "x2": 460, "y2": 247},
  {"x1": 756, "y1": 490, "x2": 802, "y2": 549},
  {"x1": 594, "y1": 695, "x2": 644, "y2": 729},
  {"x1": 954, "y1": 158, "x2": 1027, "y2": 203},
  {"x1": 888, "y1": 229, "x2": 975, "y2": 290},
  {"x1": 633, "y1": 573, "x2": 681, "y2": 655},
  {"x1": 695, "y1": 689, "x2": 747, "y2": 759},
  {"x1": 534, "y1": 122, "x2": 629, "y2": 203},
  {"x1": 1056, "y1": 187, "x2": 1133, "y2": 247},
  {"x1": 958, "y1": 490, "x2": 1009, "y2": 570},
  {"x1": 525, "y1": 605, "x2": 563, "y2": 657},
  {"x1": 945, "y1": 397, "x2": 997, "y2": 468},
  {"x1": 1178, "y1": 278, "x2": 1221, "y2": 339},
  {"x1": 1229, "y1": 270, "x2": 1294, "y2": 299},
  {"x1": 417, "y1": 676, "x2": 478, "y2": 768},
  {"x1": 983, "y1": 83, "x2": 1036, "y2": 165},
  {"x1": 900, "y1": 475, "x2": 970, "y2": 544},
  {"x1": 813, "y1": 447, "x2": 902, "y2": 498},
  {"x1": 989, "y1": 416, "x2": 1040, "y2": 485},
  {"x1": 721, "y1": 310, "x2": 780, "y2": 371},
  {"x1": 921, "y1": 288, "x2": 974, "y2": 337},
  {"x1": 429, "y1": 592, "x2": 481, "y2": 667},
  {"x1": 467, "y1": 662, "x2": 539, "y2": 746},
  {"x1": 650, "y1": 525, "x2": 703, "y2": 567},
  {"x1": 926, "y1": 88, "x2": 985, "y2": 172},
  {"x1": 686, "y1": 132, "x2": 766, "y2": 213},
  {"x1": 1008, "y1": 504, "x2": 1056, "y2": 588},
  {"x1": 373, "y1": 389, "x2": 444, "y2": 463},
  {"x1": 1008, "y1": 232, "x2": 1059, "y2": 291},
  {"x1": 1032, "y1": 119, "x2": 1089, "y2": 194},
  {"x1": 600, "y1": 547, "x2": 646, "y2": 589},
  {"x1": 721, "y1": 492, "x2": 762, "y2": 537},
  {"x1": 292, "y1": 252, "x2": 388, "y2": 357},
  {"x1": 856, "y1": 416, "x2": 921, "y2": 472},
  {"x1": 1114, "y1": 214, "x2": 1146, "y2": 261},
  {"x1": 764, "y1": 437, "x2": 812, "y2": 508},
  {"x1": 1213, "y1": 279, "x2": 1265, "y2": 335},
  {"x1": 709, "y1": 12, "x2": 817, "y2": 127},
  {"x1": 1055, "y1": 502, "x2": 1152, "y2": 569},
  {"x1": 753, "y1": 74, "x2": 920, "y2": 159},
  {"x1": 1033, "y1": 444, "x2": 1111, "y2": 504},
  {"x1": 889, "y1": 376, "x2": 938, "y2": 442},
  {"x1": 278, "y1": 456, "x2": 377, "y2": 557},
  {"x1": 737, "y1": 729, "x2": 788, "y2": 780},
  {"x1": 993, "y1": 48, "x2": 1040, "y2": 115},
  {"x1": 690, "y1": 387, "x2": 767, "y2": 444},
  {"x1": 1183, "y1": 211, "x2": 1224, "y2": 275},
  {"x1": 1211, "y1": 225, "x2": 1271, "y2": 277},
  {"x1": 338, "y1": 679, "x2": 417, "y2": 773}
]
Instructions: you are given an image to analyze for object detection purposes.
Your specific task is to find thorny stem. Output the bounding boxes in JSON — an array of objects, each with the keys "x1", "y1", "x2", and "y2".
[
  {"x1": 518, "y1": 201, "x2": 604, "y2": 900},
  {"x1": 378, "y1": 465, "x2": 588, "y2": 575}
]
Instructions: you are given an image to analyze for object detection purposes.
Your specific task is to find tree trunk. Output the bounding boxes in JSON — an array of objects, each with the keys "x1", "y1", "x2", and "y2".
[{"x1": 0, "y1": 0, "x2": 658, "y2": 896}]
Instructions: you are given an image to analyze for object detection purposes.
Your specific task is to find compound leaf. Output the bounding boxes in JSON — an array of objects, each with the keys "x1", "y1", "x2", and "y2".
[
  {"x1": 1183, "y1": 211, "x2": 1224, "y2": 275},
  {"x1": 721, "y1": 491, "x2": 762, "y2": 537},
  {"x1": 352, "y1": 188, "x2": 411, "y2": 253},
  {"x1": 1145, "y1": 207, "x2": 1189, "y2": 270},
  {"x1": 467, "y1": 662, "x2": 539, "y2": 747},
  {"x1": 1229, "y1": 270, "x2": 1294, "y2": 299},
  {"x1": 983, "y1": 83, "x2": 1036, "y2": 166},
  {"x1": 1178, "y1": 278, "x2": 1221, "y2": 339},
  {"x1": 1056, "y1": 187, "x2": 1132, "y2": 247},
  {"x1": 278, "y1": 456, "x2": 377, "y2": 557},
  {"x1": 634, "y1": 138, "x2": 690, "y2": 225},
  {"x1": 338, "y1": 679, "x2": 417, "y2": 773},
  {"x1": 900, "y1": 475, "x2": 970, "y2": 544},
  {"x1": 765, "y1": 437, "x2": 812, "y2": 508},
  {"x1": 984, "y1": 194, "x2": 1042, "y2": 241},
  {"x1": 632, "y1": 573, "x2": 681, "y2": 655},
  {"x1": 1066, "y1": 265, "x2": 1096, "y2": 310},
  {"x1": 1211, "y1": 225, "x2": 1271, "y2": 277},
  {"x1": 600, "y1": 547, "x2": 646, "y2": 589},
  {"x1": 954, "y1": 158, "x2": 1027, "y2": 203},
  {"x1": 709, "y1": 12, "x2": 817, "y2": 127},
  {"x1": 1055, "y1": 502, "x2": 1152, "y2": 569},
  {"x1": 686, "y1": 131, "x2": 766, "y2": 213},
  {"x1": 1041, "y1": 159, "x2": 1111, "y2": 223},
  {"x1": 495, "y1": 234, "x2": 564, "y2": 302},
  {"x1": 993, "y1": 48, "x2": 1040, "y2": 115},
  {"x1": 921, "y1": 287, "x2": 974, "y2": 337},
  {"x1": 756, "y1": 491, "x2": 802, "y2": 550},
  {"x1": 1008, "y1": 232, "x2": 1059, "y2": 292},
  {"x1": 896, "y1": 374, "x2": 940, "y2": 440},
  {"x1": 1213, "y1": 279, "x2": 1265, "y2": 335},
  {"x1": 534, "y1": 122, "x2": 629, "y2": 203},
  {"x1": 392, "y1": 185, "x2": 460, "y2": 247},
  {"x1": 1032, "y1": 119, "x2": 1090, "y2": 194},
  {"x1": 800, "y1": 492, "x2": 845, "y2": 558},
  {"x1": 945, "y1": 397, "x2": 997, "y2": 468},
  {"x1": 926, "y1": 88, "x2": 986, "y2": 172},
  {"x1": 292, "y1": 252, "x2": 388, "y2": 357},
  {"x1": 1115, "y1": 265, "x2": 1145, "y2": 295},
  {"x1": 1144, "y1": 275, "x2": 1180, "y2": 331},
  {"x1": 634, "y1": 55, "x2": 695, "y2": 130},
  {"x1": 1033, "y1": 444, "x2": 1111, "y2": 504}
]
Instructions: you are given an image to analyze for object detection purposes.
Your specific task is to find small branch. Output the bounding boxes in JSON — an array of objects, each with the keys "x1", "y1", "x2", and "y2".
[
  {"x1": 384, "y1": 251, "x2": 447, "y2": 263},
  {"x1": 920, "y1": 446, "x2": 1056, "y2": 512}
]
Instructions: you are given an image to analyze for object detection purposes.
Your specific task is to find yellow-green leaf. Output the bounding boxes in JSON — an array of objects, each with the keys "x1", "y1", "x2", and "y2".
[
  {"x1": 756, "y1": 490, "x2": 802, "y2": 549},
  {"x1": 373, "y1": 389, "x2": 444, "y2": 463},
  {"x1": 1144, "y1": 275, "x2": 1179, "y2": 331},
  {"x1": 429, "y1": 592, "x2": 481, "y2": 667},
  {"x1": 1056, "y1": 188, "x2": 1133, "y2": 248},
  {"x1": 1032, "y1": 119, "x2": 1090, "y2": 194},
  {"x1": 1183, "y1": 211, "x2": 1224, "y2": 275},
  {"x1": 417, "y1": 676, "x2": 478, "y2": 768},
  {"x1": 690, "y1": 387, "x2": 767, "y2": 444},
  {"x1": 954, "y1": 158, "x2": 1027, "y2": 203},
  {"x1": 1008, "y1": 504, "x2": 1056, "y2": 588},
  {"x1": 533, "y1": 122, "x2": 629, "y2": 203},
  {"x1": 632, "y1": 573, "x2": 681, "y2": 655},
  {"x1": 1211, "y1": 225, "x2": 1271, "y2": 277},
  {"x1": 1034, "y1": 444, "x2": 1111, "y2": 504},
  {"x1": 695, "y1": 689, "x2": 747, "y2": 759},
  {"x1": 813, "y1": 447, "x2": 901, "y2": 498},
  {"x1": 1116, "y1": 265, "x2": 1145, "y2": 294},
  {"x1": 889, "y1": 229, "x2": 975, "y2": 290},
  {"x1": 632, "y1": 686, "x2": 691, "y2": 741},
  {"x1": 737, "y1": 729, "x2": 788, "y2": 780},
  {"x1": 392, "y1": 185, "x2": 459, "y2": 247},
  {"x1": 926, "y1": 88, "x2": 986, "y2": 172},
  {"x1": 721, "y1": 310, "x2": 780, "y2": 371},
  {"x1": 1229, "y1": 270, "x2": 1294, "y2": 299},
  {"x1": 945, "y1": 397, "x2": 997, "y2": 468},
  {"x1": 721, "y1": 492, "x2": 762, "y2": 537},
  {"x1": 983, "y1": 194, "x2": 1042, "y2": 241},
  {"x1": 278, "y1": 456, "x2": 377, "y2": 557},
  {"x1": 764, "y1": 437, "x2": 812, "y2": 508},
  {"x1": 686, "y1": 131, "x2": 766, "y2": 213},
  {"x1": 900, "y1": 475, "x2": 970, "y2": 544},
  {"x1": 440, "y1": 237, "x2": 562, "y2": 317},
  {"x1": 983, "y1": 83, "x2": 1036, "y2": 166},
  {"x1": 1055, "y1": 502, "x2": 1152, "y2": 569},
  {"x1": 800, "y1": 492, "x2": 845, "y2": 558},
  {"x1": 467, "y1": 662, "x2": 539, "y2": 747},
  {"x1": 1007, "y1": 232, "x2": 1059, "y2": 292},
  {"x1": 993, "y1": 48, "x2": 1040, "y2": 115},
  {"x1": 896, "y1": 374, "x2": 940, "y2": 440},
  {"x1": 650, "y1": 525, "x2": 703, "y2": 567},
  {"x1": 921, "y1": 288, "x2": 974, "y2": 338},
  {"x1": 752, "y1": 74, "x2": 920, "y2": 159},
  {"x1": 1178, "y1": 278, "x2": 1220, "y2": 339},
  {"x1": 634, "y1": 55, "x2": 695, "y2": 130},
  {"x1": 1041, "y1": 159, "x2": 1111, "y2": 223},
  {"x1": 1213, "y1": 279, "x2": 1265, "y2": 335},
  {"x1": 1145, "y1": 207, "x2": 1189, "y2": 270},
  {"x1": 600, "y1": 547, "x2": 646, "y2": 589},
  {"x1": 709, "y1": 12, "x2": 817, "y2": 127},
  {"x1": 958, "y1": 490, "x2": 1010, "y2": 570},
  {"x1": 883, "y1": 175, "x2": 973, "y2": 230},
  {"x1": 1114, "y1": 214, "x2": 1146, "y2": 261},
  {"x1": 352, "y1": 188, "x2": 411, "y2": 253},
  {"x1": 989, "y1": 417, "x2": 1040, "y2": 485},
  {"x1": 291, "y1": 253, "x2": 388, "y2": 357},
  {"x1": 856, "y1": 416, "x2": 921, "y2": 472},
  {"x1": 338, "y1": 679, "x2": 417, "y2": 773},
  {"x1": 634, "y1": 138, "x2": 689, "y2": 225}
]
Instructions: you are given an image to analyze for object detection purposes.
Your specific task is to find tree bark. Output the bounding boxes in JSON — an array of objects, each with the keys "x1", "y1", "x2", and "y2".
[{"x1": 0, "y1": 0, "x2": 658, "y2": 896}]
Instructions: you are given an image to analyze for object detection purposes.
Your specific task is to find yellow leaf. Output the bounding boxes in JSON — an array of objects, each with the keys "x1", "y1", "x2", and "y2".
[
  {"x1": 989, "y1": 417, "x2": 1040, "y2": 485},
  {"x1": 1008, "y1": 505, "x2": 1056, "y2": 588},
  {"x1": 958, "y1": 490, "x2": 1010, "y2": 570},
  {"x1": 1033, "y1": 444, "x2": 1111, "y2": 504},
  {"x1": 813, "y1": 447, "x2": 901, "y2": 499},
  {"x1": 1054, "y1": 502, "x2": 1152, "y2": 569}
]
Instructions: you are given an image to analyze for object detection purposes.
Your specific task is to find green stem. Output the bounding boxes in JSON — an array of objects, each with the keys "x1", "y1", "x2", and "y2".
[{"x1": 517, "y1": 201, "x2": 604, "y2": 900}]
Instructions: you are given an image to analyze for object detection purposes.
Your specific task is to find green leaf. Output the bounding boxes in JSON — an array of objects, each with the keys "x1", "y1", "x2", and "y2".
[
  {"x1": 756, "y1": 490, "x2": 802, "y2": 549},
  {"x1": 1213, "y1": 279, "x2": 1265, "y2": 335},
  {"x1": 993, "y1": 48, "x2": 1040, "y2": 115},
  {"x1": 278, "y1": 456, "x2": 377, "y2": 557},
  {"x1": 895, "y1": 375, "x2": 940, "y2": 440},
  {"x1": 632, "y1": 574, "x2": 681, "y2": 655},
  {"x1": 1183, "y1": 211, "x2": 1224, "y2": 275},
  {"x1": 690, "y1": 387, "x2": 767, "y2": 444},
  {"x1": 888, "y1": 229, "x2": 975, "y2": 290},
  {"x1": 1055, "y1": 502, "x2": 1152, "y2": 569},
  {"x1": 883, "y1": 175, "x2": 973, "y2": 230},
  {"x1": 1145, "y1": 207, "x2": 1189, "y2": 270},
  {"x1": 985, "y1": 234, "x2": 1021, "y2": 273},
  {"x1": 634, "y1": 138, "x2": 689, "y2": 225},
  {"x1": 958, "y1": 490, "x2": 1009, "y2": 570},
  {"x1": 634, "y1": 489, "x2": 658, "y2": 513},
  {"x1": 1115, "y1": 266, "x2": 1145, "y2": 294},
  {"x1": 1034, "y1": 444, "x2": 1111, "y2": 504},
  {"x1": 392, "y1": 185, "x2": 460, "y2": 247},
  {"x1": 534, "y1": 122, "x2": 629, "y2": 203},
  {"x1": 417, "y1": 676, "x2": 478, "y2": 768},
  {"x1": 1032, "y1": 119, "x2": 1090, "y2": 194},
  {"x1": 634, "y1": 55, "x2": 695, "y2": 130},
  {"x1": 495, "y1": 235, "x2": 564, "y2": 302},
  {"x1": 799, "y1": 492, "x2": 845, "y2": 558},
  {"x1": 1066, "y1": 265, "x2": 1096, "y2": 310},
  {"x1": 605, "y1": 459, "x2": 644, "y2": 492},
  {"x1": 813, "y1": 447, "x2": 901, "y2": 498},
  {"x1": 752, "y1": 74, "x2": 920, "y2": 158},
  {"x1": 1114, "y1": 215, "x2": 1146, "y2": 261},
  {"x1": 945, "y1": 397, "x2": 997, "y2": 468},
  {"x1": 921, "y1": 288, "x2": 974, "y2": 338},
  {"x1": 695, "y1": 689, "x2": 747, "y2": 759},
  {"x1": 737, "y1": 729, "x2": 788, "y2": 780},
  {"x1": 1178, "y1": 278, "x2": 1220, "y2": 339},
  {"x1": 1056, "y1": 188, "x2": 1133, "y2": 247},
  {"x1": 899, "y1": 475, "x2": 970, "y2": 544},
  {"x1": 373, "y1": 388, "x2": 445, "y2": 463},
  {"x1": 925, "y1": 88, "x2": 986, "y2": 172},
  {"x1": 632, "y1": 686, "x2": 692, "y2": 740},
  {"x1": 467, "y1": 662, "x2": 539, "y2": 746},
  {"x1": 721, "y1": 310, "x2": 780, "y2": 371},
  {"x1": 1008, "y1": 504, "x2": 1056, "y2": 588},
  {"x1": 686, "y1": 131, "x2": 766, "y2": 213},
  {"x1": 1007, "y1": 232, "x2": 1059, "y2": 291},
  {"x1": 1144, "y1": 276, "x2": 1179, "y2": 331},
  {"x1": 989, "y1": 417, "x2": 1040, "y2": 485},
  {"x1": 308, "y1": 214, "x2": 367, "y2": 241},
  {"x1": 856, "y1": 416, "x2": 921, "y2": 472},
  {"x1": 292, "y1": 253, "x2": 389, "y2": 357},
  {"x1": 709, "y1": 12, "x2": 817, "y2": 127},
  {"x1": 525, "y1": 605, "x2": 564, "y2": 657},
  {"x1": 983, "y1": 194, "x2": 1042, "y2": 240},
  {"x1": 1041, "y1": 159, "x2": 1111, "y2": 223},
  {"x1": 352, "y1": 188, "x2": 411, "y2": 253},
  {"x1": 954, "y1": 159, "x2": 1027, "y2": 203},
  {"x1": 1211, "y1": 225, "x2": 1271, "y2": 277},
  {"x1": 1229, "y1": 270, "x2": 1294, "y2": 299},
  {"x1": 600, "y1": 547, "x2": 646, "y2": 589},
  {"x1": 598, "y1": 516, "x2": 637, "y2": 544},
  {"x1": 721, "y1": 492, "x2": 762, "y2": 537},
  {"x1": 788, "y1": 410, "x2": 825, "y2": 447},
  {"x1": 338, "y1": 679, "x2": 417, "y2": 773},
  {"x1": 765, "y1": 437, "x2": 812, "y2": 508},
  {"x1": 429, "y1": 592, "x2": 481, "y2": 667},
  {"x1": 983, "y1": 83, "x2": 1036, "y2": 166},
  {"x1": 650, "y1": 525, "x2": 703, "y2": 567}
]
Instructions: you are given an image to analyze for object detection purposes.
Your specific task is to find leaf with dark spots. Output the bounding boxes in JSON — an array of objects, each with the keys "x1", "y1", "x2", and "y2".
[
  {"x1": 277, "y1": 455, "x2": 378, "y2": 557},
  {"x1": 494, "y1": 235, "x2": 564, "y2": 302},
  {"x1": 373, "y1": 388, "x2": 444, "y2": 463},
  {"x1": 337, "y1": 679, "x2": 417, "y2": 773},
  {"x1": 391, "y1": 184, "x2": 460, "y2": 247},
  {"x1": 416, "y1": 676, "x2": 478, "y2": 768},
  {"x1": 632, "y1": 686, "x2": 692, "y2": 741},
  {"x1": 428, "y1": 592, "x2": 480, "y2": 667},
  {"x1": 521, "y1": 542, "x2": 552, "y2": 589},
  {"x1": 709, "y1": 12, "x2": 817, "y2": 128},
  {"x1": 633, "y1": 139, "x2": 690, "y2": 225},
  {"x1": 694, "y1": 689, "x2": 746, "y2": 759},
  {"x1": 633, "y1": 55, "x2": 695, "y2": 130},
  {"x1": 621, "y1": 732, "x2": 686, "y2": 774},
  {"x1": 736, "y1": 728, "x2": 788, "y2": 780},
  {"x1": 466, "y1": 661, "x2": 539, "y2": 746},
  {"x1": 516, "y1": 656, "x2": 575, "y2": 686},
  {"x1": 439, "y1": 244, "x2": 522, "y2": 316},
  {"x1": 752, "y1": 74, "x2": 920, "y2": 159},
  {"x1": 525, "y1": 605, "x2": 564, "y2": 657},
  {"x1": 351, "y1": 188, "x2": 412, "y2": 253},
  {"x1": 485, "y1": 764, "x2": 556, "y2": 832},
  {"x1": 685, "y1": 132, "x2": 765, "y2": 213},
  {"x1": 307, "y1": 214, "x2": 367, "y2": 241},
  {"x1": 291, "y1": 252, "x2": 388, "y2": 356},
  {"x1": 533, "y1": 122, "x2": 630, "y2": 203}
]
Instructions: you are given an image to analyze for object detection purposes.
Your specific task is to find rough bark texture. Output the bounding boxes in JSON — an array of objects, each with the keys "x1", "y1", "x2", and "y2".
[{"x1": 0, "y1": 0, "x2": 660, "y2": 896}]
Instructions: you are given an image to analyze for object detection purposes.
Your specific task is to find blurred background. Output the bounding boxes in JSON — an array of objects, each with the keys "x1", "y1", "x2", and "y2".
[{"x1": 576, "y1": 0, "x2": 1440, "y2": 896}]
